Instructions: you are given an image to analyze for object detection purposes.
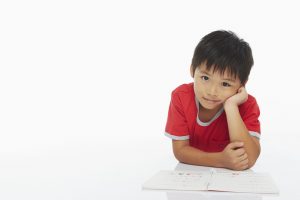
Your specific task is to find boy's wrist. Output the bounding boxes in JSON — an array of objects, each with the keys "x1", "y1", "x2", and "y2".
[
  {"x1": 223, "y1": 101, "x2": 239, "y2": 112},
  {"x1": 210, "y1": 152, "x2": 224, "y2": 168}
]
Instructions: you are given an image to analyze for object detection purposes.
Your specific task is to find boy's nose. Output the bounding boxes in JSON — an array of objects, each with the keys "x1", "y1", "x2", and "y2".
[{"x1": 207, "y1": 85, "x2": 218, "y2": 96}]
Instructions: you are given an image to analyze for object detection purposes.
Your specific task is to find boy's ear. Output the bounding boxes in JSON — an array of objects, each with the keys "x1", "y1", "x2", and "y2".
[{"x1": 190, "y1": 65, "x2": 194, "y2": 78}]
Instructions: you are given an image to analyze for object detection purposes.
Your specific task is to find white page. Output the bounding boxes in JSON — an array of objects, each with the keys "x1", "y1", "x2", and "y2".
[
  {"x1": 208, "y1": 171, "x2": 279, "y2": 194},
  {"x1": 166, "y1": 192, "x2": 262, "y2": 200},
  {"x1": 142, "y1": 170, "x2": 211, "y2": 191}
]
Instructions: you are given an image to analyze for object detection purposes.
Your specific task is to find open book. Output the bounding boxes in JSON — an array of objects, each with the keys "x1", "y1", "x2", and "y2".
[{"x1": 142, "y1": 170, "x2": 279, "y2": 194}]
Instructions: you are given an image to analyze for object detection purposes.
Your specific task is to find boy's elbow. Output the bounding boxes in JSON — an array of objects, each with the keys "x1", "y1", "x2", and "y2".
[
  {"x1": 247, "y1": 156, "x2": 259, "y2": 169},
  {"x1": 172, "y1": 140, "x2": 189, "y2": 162},
  {"x1": 173, "y1": 146, "x2": 184, "y2": 162},
  {"x1": 173, "y1": 150, "x2": 190, "y2": 165},
  {"x1": 173, "y1": 152, "x2": 182, "y2": 163},
  {"x1": 246, "y1": 161, "x2": 255, "y2": 169},
  {"x1": 246, "y1": 145, "x2": 261, "y2": 169}
]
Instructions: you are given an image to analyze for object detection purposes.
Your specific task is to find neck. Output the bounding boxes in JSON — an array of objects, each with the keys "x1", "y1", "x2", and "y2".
[{"x1": 198, "y1": 103, "x2": 223, "y2": 122}]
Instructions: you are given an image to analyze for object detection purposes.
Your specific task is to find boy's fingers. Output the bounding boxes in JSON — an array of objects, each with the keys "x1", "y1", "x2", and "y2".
[
  {"x1": 234, "y1": 159, "x2": 249, "y2": 171},
  {"x1": 239, "y1": 153, "x2": 248, "y2": 161},
  {"x1": 235, "y1": 148, "x2": 246, "y2": 156},
  {"x1": 240, "y1": 164, "x2": 249, "y2": 170},
  {"x1": 239, "y1": 87, "x2": 247, "y2": 93}
]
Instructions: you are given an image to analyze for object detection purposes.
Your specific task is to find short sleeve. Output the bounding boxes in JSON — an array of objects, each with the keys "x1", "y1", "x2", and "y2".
[
  {"x1": 165, "y1": 91, "x2": 190, "y2": 140},
  {"x1": 241, "y1": 97, "x2": 261, "y2": 139}
]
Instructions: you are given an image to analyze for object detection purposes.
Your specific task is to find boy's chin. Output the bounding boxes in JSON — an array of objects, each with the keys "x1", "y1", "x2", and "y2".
[{"x1": 200, "y1": 101, "x2": 223, "y2": 111}]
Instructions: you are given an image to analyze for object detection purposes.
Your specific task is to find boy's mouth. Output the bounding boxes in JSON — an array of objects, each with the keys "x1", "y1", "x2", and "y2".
[{"x1": 203, "y1": 97, "x2": 221, "y2": 103}]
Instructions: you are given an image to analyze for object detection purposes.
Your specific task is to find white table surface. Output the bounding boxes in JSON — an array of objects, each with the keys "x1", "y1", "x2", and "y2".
[{"x1": 0, "y1": 132, "x2": 299, "y2": 200}]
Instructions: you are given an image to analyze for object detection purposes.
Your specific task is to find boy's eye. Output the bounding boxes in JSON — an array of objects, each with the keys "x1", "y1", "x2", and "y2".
[
  {"x1": 201, "y1": 76, "x2": 209, "y2": 81},
  {"x1": 222, "y1": 82, "x2": 231, "y2": 87}
]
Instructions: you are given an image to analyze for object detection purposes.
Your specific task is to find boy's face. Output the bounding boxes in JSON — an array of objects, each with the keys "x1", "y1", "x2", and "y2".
[{"x1": 191, "y1": 63, "x2": 243, "y2": 112}]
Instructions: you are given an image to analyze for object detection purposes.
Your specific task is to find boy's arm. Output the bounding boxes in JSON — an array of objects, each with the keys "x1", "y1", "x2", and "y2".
[
  {"x1": 173, "y1": 140, "x2": 250, "y2": 170},
  {"x1": 224, "y1": 87, "x2": 261, "y2": 168}
]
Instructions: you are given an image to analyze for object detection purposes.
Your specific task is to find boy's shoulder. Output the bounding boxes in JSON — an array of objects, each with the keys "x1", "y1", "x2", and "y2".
[
  {"x1": 171, "y1": 83, "x2": 194, "y2": 95},
  {"x1": 245, "y1": 94, "x2": 258, "y2": 105},
  {"x1": 239, "y1": 93, "x2": 260, "y2": 114},
  {"x1": 170, "y1": 83, "x2": 195, "y2": 108}
]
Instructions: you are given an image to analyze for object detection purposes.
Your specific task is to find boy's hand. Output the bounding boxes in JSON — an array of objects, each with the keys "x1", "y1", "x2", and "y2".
[
  {"x1": 219, "y1": 142, "x2": 249, "y2": 170},
  {"x1": 224, "y1": 87, "x2": 248, "y2": 108}
]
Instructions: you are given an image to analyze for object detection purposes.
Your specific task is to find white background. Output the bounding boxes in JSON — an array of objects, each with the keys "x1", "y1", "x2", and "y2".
[{"x1": 0, "y1": 1, "x2": 299, "y2": 199}]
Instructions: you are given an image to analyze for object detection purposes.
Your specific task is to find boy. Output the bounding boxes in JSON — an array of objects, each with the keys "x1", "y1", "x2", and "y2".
[{"x1": 165, "y1": 30, "x2": 260, "y2": 170}]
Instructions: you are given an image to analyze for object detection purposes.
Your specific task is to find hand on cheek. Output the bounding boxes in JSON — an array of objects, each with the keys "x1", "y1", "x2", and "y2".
[{"x1": 224, "y1": 87, "x2": 248, "y2": 107}]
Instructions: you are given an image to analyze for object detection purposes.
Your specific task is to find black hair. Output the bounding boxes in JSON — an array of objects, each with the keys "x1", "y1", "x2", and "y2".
[{"x1": 191, "y1": 30, "x2": 254, "y2": 85}]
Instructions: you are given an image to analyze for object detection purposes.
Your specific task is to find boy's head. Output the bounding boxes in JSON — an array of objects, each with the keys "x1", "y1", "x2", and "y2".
[
  {"x1": 190, "y1": 30, "x2": 253, "y2": 86},
  {"x1": 190, "y1": 30, "x2": 254, "y2": 111}
]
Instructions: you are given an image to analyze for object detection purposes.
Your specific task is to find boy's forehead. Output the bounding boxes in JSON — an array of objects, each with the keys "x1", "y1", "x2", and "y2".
[{"x1": 197, "y1": 64, "x2": 239, "y2": 81}]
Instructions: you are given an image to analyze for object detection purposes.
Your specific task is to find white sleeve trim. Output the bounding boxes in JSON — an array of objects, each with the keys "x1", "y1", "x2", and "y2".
[
  {"x1": 165, "y1": 132, "x2": 259, "y2": 140},
  {"x1": 249, "y1": 131, "x2": 261, "y2": 139},
  {"x1": 164, "y1": 132, "x2": 190, "y2": 140}
]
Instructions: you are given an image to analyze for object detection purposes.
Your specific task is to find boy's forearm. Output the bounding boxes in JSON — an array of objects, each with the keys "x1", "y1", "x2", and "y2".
[
  {"x1": 224, "y1": 104, "x2": 260, "y2": 167},
  {"x1": 174, "y1": 145, "x2": 223, "y2": 168}
]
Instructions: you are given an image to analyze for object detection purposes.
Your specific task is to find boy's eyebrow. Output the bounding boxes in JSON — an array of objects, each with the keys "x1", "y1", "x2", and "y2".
[
  {"x1": 199, "y1": 70, "x2": 211, "y2": 75},
  {"x1": 222, "y1": 78, "x2": 236, "y2": 82},
  {"x1": 199, "y1": 70, "x2": 236, "y2": 82}
]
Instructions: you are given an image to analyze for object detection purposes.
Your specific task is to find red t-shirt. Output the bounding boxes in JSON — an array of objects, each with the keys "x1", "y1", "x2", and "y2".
[{"x1": 165, "y1": 83, "x2": 261, "y2": 152}]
